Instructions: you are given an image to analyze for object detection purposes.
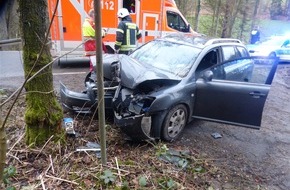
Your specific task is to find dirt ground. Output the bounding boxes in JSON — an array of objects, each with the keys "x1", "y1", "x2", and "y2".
[{"x1": 1, "y1": 64, "x2": 290, "y2": 189}]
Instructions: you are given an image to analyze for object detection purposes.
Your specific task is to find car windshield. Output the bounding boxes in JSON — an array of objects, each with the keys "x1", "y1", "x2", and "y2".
[{"x1": 130, "y1": 39, "x2": 201, "y2": 77}]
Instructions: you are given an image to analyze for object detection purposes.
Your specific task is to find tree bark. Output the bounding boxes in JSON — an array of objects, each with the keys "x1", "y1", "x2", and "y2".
[
  {"x1": 0, "y1": 108, "x2": 7, "y2": 181},
  {"x1": 287, "y1": 0, "x2": 290, "y2": 20},
  {"x1": 0, "y1": 0, "x2": 20, "y2": 50},
  {"x1": 214, "y1": 0, "x2": 222, "y2": 36},
  {"x1": 221, "y1": 0, "x2": 230, "y2": 37},
  {"x1": 18, "y1": 0, "x2": 63, "y2": 145},
  {"x1": 227, "y1": 0, "x2": 242, "y2": 37},
  {"x1": 251, "y1": 0, "x2": 260, "y2": 30},
  {"x1": 194, "y1": 0, "x2": 201, "y2": 31},
  {"x1": 239, "y1": 0, "x2": 249, "y2": 42}
]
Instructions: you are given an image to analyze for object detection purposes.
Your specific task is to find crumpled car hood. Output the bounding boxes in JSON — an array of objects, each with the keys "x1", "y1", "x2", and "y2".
[{"x1": 119, "y1": 56, "x2": 181, "y2": 89}]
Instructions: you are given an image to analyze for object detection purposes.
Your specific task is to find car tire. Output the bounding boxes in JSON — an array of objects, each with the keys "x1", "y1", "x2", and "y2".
[{"x1": 161, "y1": 104, "x2": 188, "y2": 142}]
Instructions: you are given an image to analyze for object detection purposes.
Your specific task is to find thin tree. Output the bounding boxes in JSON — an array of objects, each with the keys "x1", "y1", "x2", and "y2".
[
  {"x1": 194, "y1": 0, "x2": 201, "y2": 31},
  {"x1": 227, "y1": 0, "x2": 242, "y2": 37},
  {"x1": 287, "y1": 0, "x2": 290, "y2": 20},
  {"x1": 18, "y1": 0, "x2": 63, "y2": 145},
  {"x1": 221, "y1": 0, "x2": 230, "y2": 37},
  {"x1": 251, "y1": 0, "x2": 260, "y2": 30},
  {"x1": 0, "y1": 109, "x2": 6, "y2": 181},
  {"x1": 213, "y1": 0, "x2": 222, "y2": 36},
  {"x1": 270, "y1": 0, "x2": 283, "y2": 19},
  {"x1": 239, "y1": 0, "x2": 250, "y2": 42}
]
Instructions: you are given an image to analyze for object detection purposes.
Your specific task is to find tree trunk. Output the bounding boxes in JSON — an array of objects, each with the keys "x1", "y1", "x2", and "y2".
[
  {"x1": 221, "y1": 0, "x2": 230, "y2": 37},
  {"x1": 214, "y1": 0, "x2": 222, "y2": 37},
  {"x1": 251, "y1": 0, "x2": 260, "y2": 30},
  {"x1": 287, "y1": 0, "x2": 290, "y2": 20},
  {"x1": 0, "y1": 109, "x2": 7, "y2": 181},
  {"x1": 18, "y1": 0, "x2": 63, "y2": 145},
  {"x1": 227, "y1": 0, "x2": 242, "y2": 37},
  {"x1": 239, "y1": 0, "x2": 249, "y2": 42},
  {"x1": 0, "y1": 0, "x2": 20, "y2": 50},
  {"x1": 194, "y1": 0, "x2": 201, "y2": 31}
]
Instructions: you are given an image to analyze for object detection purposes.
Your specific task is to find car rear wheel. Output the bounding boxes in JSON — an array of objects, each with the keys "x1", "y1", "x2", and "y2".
[{"x1": 161, "y1": 104, "x2": 188, "y2": 142}]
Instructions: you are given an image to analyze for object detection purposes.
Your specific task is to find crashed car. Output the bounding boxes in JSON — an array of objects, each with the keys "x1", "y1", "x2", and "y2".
[{"x1": 60, "y1": 33, "x2": 278, "y2": 141}]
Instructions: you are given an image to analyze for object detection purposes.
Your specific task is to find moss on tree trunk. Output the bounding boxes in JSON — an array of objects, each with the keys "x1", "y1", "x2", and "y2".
[{"x1": 18, "y1": 0, "x2": 64, "y2": 145}]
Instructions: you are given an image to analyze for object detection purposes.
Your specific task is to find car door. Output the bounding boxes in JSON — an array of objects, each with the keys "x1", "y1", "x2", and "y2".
[{"x1": 193, "y1": 57, "x2": 278, "y2": 129}]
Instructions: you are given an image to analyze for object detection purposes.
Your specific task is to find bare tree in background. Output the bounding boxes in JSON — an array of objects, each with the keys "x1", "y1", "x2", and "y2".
[
  {"x1": 0, "y1": 0, "x2": 20, "y2": 50},
  {"x1": 287, "y1": 0, "x2": 290, "y2": 20},
  {"x1": 239, "y1": 0, "x2": 250, "y2": 42},
  {"x1": 18, "y1": 0, "x2": 63, "y2": 145},
  {"x1": 175, "y1": 0, "x2": 195, "y2": 18},
  {"x1": 212, "y1": 0, "x2": 222, "y2": 36},
  {"x1": 221, "y1": 0, "x2": 230, "y2": 37},
  {"x1": 193, "y1": 0, "x2": 201, "y2": 31},
  {"x1": 230, "y1": 0, "x2": 243, "y2": 36},
  {"x1": 251, "y1": 0, "x2": 260, "y2": 30}
]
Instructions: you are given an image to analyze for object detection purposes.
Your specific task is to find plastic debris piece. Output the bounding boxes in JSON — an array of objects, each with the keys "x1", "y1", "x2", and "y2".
[
  {"x1": 86, "y1": 141, "x2": 101, "y2": 149},
  {"x1": 158, "y1": 148, "x2": 190, "y2": 169},
  {"x1": 63, "y1": 118, "x2": 76, "y2": 135},
  {"x1": 211, "y1": 132, "x2": 222, "y2": 139},
  {"x1": 76, "y1": 147, "x2": 101, "y2": 152},
  {"x1": 76, "y1": 141, "x2": 101, "y2": 152}
]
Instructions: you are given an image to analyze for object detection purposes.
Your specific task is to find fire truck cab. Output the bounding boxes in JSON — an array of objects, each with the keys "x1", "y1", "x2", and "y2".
[{"x1": 47, "y1": 0, "x2": 195, "y2": 56}]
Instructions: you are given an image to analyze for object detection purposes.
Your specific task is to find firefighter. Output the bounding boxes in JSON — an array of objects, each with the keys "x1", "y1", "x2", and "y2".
[
  {"x1": 115, "y1": 8, "x2": 141, "y2": 55},
  {"x1": 82, "y1": 9, "x2": 107, "y2": 56}
]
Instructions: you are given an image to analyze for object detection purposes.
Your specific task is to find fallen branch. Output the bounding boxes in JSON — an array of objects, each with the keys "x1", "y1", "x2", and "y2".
[
  {"x1": 36, "y1": 135, "x2": 54, "y2": 159},
  {"x1": 45, "y1": 174, "x2": 79, "y2": 185},
  {"x1": 6, "y1": 132, "x2": 25, "y2": 155}
]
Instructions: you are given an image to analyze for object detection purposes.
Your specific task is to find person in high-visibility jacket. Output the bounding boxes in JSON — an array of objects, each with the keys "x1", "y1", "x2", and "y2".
[
  {"x1": 82, "y1": 9, "x2": 107, "y2": 56},
  {"x1": 115, "y1": 8, "x2": 141, "y2": 55}
]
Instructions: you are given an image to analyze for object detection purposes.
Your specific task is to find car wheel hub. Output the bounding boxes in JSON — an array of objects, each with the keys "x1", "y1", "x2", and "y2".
[{"x1": 168, "y1": 110, "x2": 185, "y2": 138}]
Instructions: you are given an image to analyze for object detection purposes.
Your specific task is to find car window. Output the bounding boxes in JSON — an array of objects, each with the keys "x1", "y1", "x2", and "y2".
[
  {"x1": 196, "y1": 49, "x2": 218, "y2": 74},
  {"x1": 237, "y1": 46, "x2": 249, "y2": 57},
  {"x1": 166, "y1": 11, "x2": 188, "y2": 32},
  {"x1": 130, "y1": 40, "x2": 200, "y2": 77},
  {"x1": 210, "y1": 58, "x2": 277, "y2": 84},
  {"x1": 222, "y1": 46, "x2": 237, "y2": 61}
]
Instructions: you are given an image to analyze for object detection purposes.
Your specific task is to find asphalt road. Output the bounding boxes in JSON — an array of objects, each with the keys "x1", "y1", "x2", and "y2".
[{"x1": 0, "y1": 51, "x2": 89, "y2": 90}]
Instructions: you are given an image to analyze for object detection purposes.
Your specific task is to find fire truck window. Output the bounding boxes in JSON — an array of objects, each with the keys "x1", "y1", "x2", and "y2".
[
  {"x1": 123, "y1": 0, "x2": 135, "y2": 13},
  {"x1": 167, "y1": 11, "x2": 187, "y2": 32}
]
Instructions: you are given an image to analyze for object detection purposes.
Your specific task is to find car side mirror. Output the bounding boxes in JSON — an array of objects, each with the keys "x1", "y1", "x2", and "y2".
[{"x1": 202, "y1": 70, "x2": 213, "y2": 82}]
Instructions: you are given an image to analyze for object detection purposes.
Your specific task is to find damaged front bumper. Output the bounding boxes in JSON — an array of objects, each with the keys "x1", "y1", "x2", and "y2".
[
  {"x1": 114, "y1": 112, "x2": 154, "y2": 141},
  {"x1": 60, "y1": 81, "x2": 117, "y2": 114}
]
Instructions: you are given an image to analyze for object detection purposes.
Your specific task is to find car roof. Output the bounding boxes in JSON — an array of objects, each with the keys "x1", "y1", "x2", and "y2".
[{"x1": 158, "y1": 33, "x2": 243, "y2": 48}]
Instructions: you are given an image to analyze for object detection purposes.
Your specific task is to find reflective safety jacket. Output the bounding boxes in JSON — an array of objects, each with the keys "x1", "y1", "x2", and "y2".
[
  {"x1": 82, "y1": 18, "x2": 95, "y2": 37},
  {"x1": 115, "y1": 16, "x2": 141, "y2": 54},
  {"x1": 82, "y1": 18, "x2": 107, "y2": 55}
]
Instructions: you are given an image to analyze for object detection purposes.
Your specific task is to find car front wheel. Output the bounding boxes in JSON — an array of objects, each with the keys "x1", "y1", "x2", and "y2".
[{"x1": 161, "y1": 104, "x2": 188, "y2": 142}]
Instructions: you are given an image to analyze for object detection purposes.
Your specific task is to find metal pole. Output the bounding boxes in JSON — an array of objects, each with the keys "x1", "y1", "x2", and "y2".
[{"x1": 94, "y1": 0, "x2": 107, "y2": 164}]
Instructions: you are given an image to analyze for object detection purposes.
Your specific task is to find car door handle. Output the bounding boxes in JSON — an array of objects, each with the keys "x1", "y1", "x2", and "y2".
[{"x1": 249, "y1": 91, "x2": 266, "y2": 98}]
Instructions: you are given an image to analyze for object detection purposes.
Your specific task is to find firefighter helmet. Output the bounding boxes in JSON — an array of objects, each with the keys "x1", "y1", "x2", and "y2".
[{"x1": 117, "y1": 8, "x2": 130, "y2": 18}]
